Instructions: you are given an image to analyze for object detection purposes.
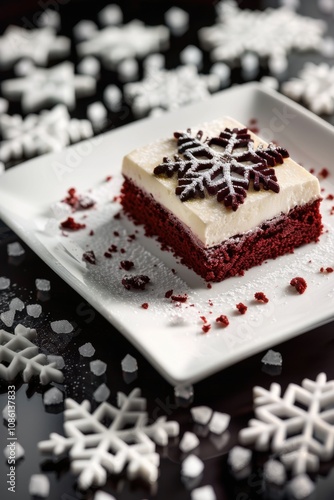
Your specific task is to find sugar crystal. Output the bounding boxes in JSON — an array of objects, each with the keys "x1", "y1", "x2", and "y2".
[
  {"x1": 37, "y1": 9, "x2": 61, "y2": 30},
  {"x1": 0, "y1": 277, "x2": 10, "y2": 290},
  {"x1": 0, "y1": 97, "x2": 9, "y2": 114},
  {"x1": 121, "y1": 354, "x2": 138, "y2": 373},
  {"x1": 181, "y1": 454, "x2": 204, "y2": 478},
  {"x1": 174, "y1": 384, "x2": 194, "y2": 400},
  {"x1": 9, "y1": 298, "x2": 25, "y2": 311},
  {"x1": 36, "y1": 279, "x2": 51, "y2": 292},
  {"x1": 79, "y1": 342, "x2": 95, "y2": 357},
  {"x1": 288, "y1": 474, "x2": 315, "y2": 499},
  {"x1": 191, "y1": 485, "x2": 216, "y2": 500},
  {"x1": 180, "y1": 431, "x2": 200, "y2": 453},
  {"x1": 87, "y1": 101, "x2": 107, "y2": 126},
  {"x1": 7, "y1": 242, "x2": 25, "y2": 257},
  {"x1": 77, "y1": 56, "x2": 100, "y2": 78},
  {"x1": 43, "y1": 387, "x2": 64, "y2": 405},
  {"x1": 93, "y1": 383, "x2": 110, "y2": 402},
  {"x1": 208, "y1": 412, "x2": 230, "y2": 434},
  {"x1": 90, "y1": 359, "x2": 107, "y2": 376},
  {"x1": 103, "y1": 84, "x2": 122, "y2": 111},
  {"x1": 118, "y1": 58, "x2": 139, "y2": 82},
  {"x1": 27, "y1": 304, "x2": 42, "y2": 318},
  {"x1": 263, "y1": 459, "x2": 286, "y2": 486},
  {"x1": 94, "y1": 491, "x2": 117, "y2": 500},
  {"x1": 50, "y1": 320, "x2": 73, "y2": 334},
  {"x1": 191, "y1": 406, "x2": 213, "y2": 425},
  {"x1": 228, "y1": 445, "x2": 252, "y2": 472},
  {"x1": 47, "y1": 355, "x2": 65, "y2": 370},
  {"x1": 73, "y1": 20, "x2": 98, "y2": 42},
  {"x1": 1, "y1": 310, "x2": 15, "y2": 327},
  {"x1": 3, "y1": 441, "x2": 24, "y2": 460},
  {"x1": 165, "y1": 7, "x2": 189, "y2": 36},
  {"x1": 98, "y1": 4, "x2": 123, "y2": 26},
  {"x1": 29, "y1": 474, "x2": 50, "y2": 498},
  {"x1": 180, "y1": 45, "x2": 203, "y2": 69},
  {"x1": 261, "y1": 349, "x2": 283, "y2": 366}
]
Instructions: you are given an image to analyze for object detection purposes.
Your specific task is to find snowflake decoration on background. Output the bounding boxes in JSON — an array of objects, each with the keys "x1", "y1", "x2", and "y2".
[
  {"x1": 239, "y1": 372, "x2": 334, "y2": 476},
  {"x1": 199, "y1": 0, "x2": 326, "y2": 66},
  {"x1": 1, "y1": 61, "x2": 96, "y2": 113},
  {"x1": 76, "y1": 20, "x2": 169, "y2": 69},
  {"x1": 154, "y1": 127, "x2": 289, "y2": 211},
  {"x1": 0, "y1": 105, "x2": 93, "y2": 164},
  {"x1": 38, "y1": 388, "x2": 179, "y2": 489},
  {"x1": 0, "y1": 325, "x2": 64, "y2": 384},
  {"x1": 0, "y1": 26, "x2": 70, "y2": 69},
  {"x1": 124, "y1": 65, "x2": 219, "y2": 117},
  {"x1": 282, "y1": 62, "x2": 334, "y2": 115}
]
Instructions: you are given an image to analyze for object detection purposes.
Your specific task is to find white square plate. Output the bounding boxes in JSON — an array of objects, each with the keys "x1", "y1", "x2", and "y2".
[{"x1": 1, "y1": 82, "x2": 334, "y2": 385}]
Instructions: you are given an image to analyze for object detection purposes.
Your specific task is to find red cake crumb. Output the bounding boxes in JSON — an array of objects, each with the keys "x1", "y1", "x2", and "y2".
[
  {"x1": 290, "y1": 277, "x2": 307, "y2": 294},
  {"x1": 122, "y1": 275, "x2": 150, "y2": 290},
  {"x1": 165, "y1": 290, "x2": 173, "y2": 298},
  {"x1": 89, "y1": 230, "x2": 94, "y2": 236},
  {"x1": 106, "y1": 175, "x2": 112, "y2": 182},
  {"x1": 120, "y1": 260, "x2": 134, "y2": 271},
  {"x1": 202, "y1": 324, "x2": 211, "y2": 333},
  {"x1": 326, "y1": 194, "x2": 334, "y2": 200},
  {"x1": 254, "y1": 292, "x2": 269, "y2": 303},
  {"x1": 114, "y1": 213, "x2": 121, "y2": 220},
  {"x1": 236, "y1": 303, "x2": 247, "y2": 314},
  {"x1": 109, "y1": 244, "x2": 118, "y2": 253},
  {"x1": 320, "y1": 267, "x2": 334, "y2": 273},
  {"x1": 82, "y1": 250, "x2": 96, "y2": 265},
  {"x1": 200, "y1": 316, "x2": 208, "y2": 323},
  {"x1": 216, "y1": 315, "x2": 229, "y2": 327},
  {"x1": 330, "y1": 206, "x2": 334, "y2": 215},
  {"x1": 171, "y1": 294, "x2": 188, "y2": 303},
  {"x1": 104, "y1": 252, "x2": 112, "y2": 258},
  {"x1": 318, "y1": 168, "x2": 330, "y2": 179},
  {"x1": 114, "y1": 231, "x2": 119, "y2": 237},
  {"x1": 62, "y1": 188, "x2": 95, "y2": 211},
  {"x1": 141, "y1": 303, "x2": 149, "y2": 309},
  {"x1": 120, "y1": 248, "x2": 126, "y2": 254},
  {"x1": 60, "y1": 217, "x2": 86, "y2": 231},
  {"x1": 309, "y1": 168, "x2": 315, "y2": 174},
  {"x1": 207, "y1": 283, "x2": 212, "y2": 289}
]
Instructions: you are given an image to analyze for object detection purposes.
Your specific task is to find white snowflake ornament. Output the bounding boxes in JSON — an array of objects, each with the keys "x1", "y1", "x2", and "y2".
[
  {"x1": 0, "y1": 26, "x2": 70, "y2": 69},
  {"x1": 124, "y1": 65, "x2": 219, "y2": 118},
  {"x1": 199, "y1": 1, "x2": 326, "y2": 67},
  {"x1": 1, "y1": 61, "x2": 96, "y2": 113},
  {"x1": 38, "y1": 388, "x2": 179, "y2": 489},
  {"x1": 76, "y1": 20, "x2": 169, "y2": 69},
  {"x1": 0, "y1": 105, "x2": 93, "y2": 164},
  {"x1": 0, "y1": 325, "x2": 64, "y2": 384},
  {"x1": 239, "y1": 372, "x2": 334, "y2": 476},
  {"x1": 282, "y1": 62, "x2": 334, "y2": 115}
]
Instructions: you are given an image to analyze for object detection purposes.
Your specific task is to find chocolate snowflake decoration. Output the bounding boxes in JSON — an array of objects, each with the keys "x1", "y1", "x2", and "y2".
[{"x1": 154, "y1": 127, "x2": 289, "y2": 211}]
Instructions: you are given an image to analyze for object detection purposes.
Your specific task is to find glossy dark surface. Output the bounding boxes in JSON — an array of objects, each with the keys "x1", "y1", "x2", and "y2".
[{"x1": 1, "y1": 1, "x2": 334, "y2": 499}]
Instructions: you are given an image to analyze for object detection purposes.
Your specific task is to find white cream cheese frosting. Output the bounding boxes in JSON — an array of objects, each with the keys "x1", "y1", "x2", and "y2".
[{"x1": 122, "y1": 117, "x2": 321, "y2": 248}]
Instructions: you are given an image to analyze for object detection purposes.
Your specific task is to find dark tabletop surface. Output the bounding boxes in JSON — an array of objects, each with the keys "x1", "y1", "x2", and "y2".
[{"x1": 1, "y1": 1, "x2": 334, "y2": 499}]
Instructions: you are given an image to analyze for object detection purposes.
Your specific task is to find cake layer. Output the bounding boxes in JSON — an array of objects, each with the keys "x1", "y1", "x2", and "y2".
[
  {"x1": 121, "y1": 177, "x2": 323, "y2": 282},
  {"x1": 122, "y1": 117, "x2": 321, "y2": 247}
]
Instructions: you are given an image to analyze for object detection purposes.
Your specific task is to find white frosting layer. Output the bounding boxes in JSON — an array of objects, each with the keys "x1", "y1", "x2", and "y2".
[{"x1": 122, "y1": 117, "x2": 321, "y2": 248}]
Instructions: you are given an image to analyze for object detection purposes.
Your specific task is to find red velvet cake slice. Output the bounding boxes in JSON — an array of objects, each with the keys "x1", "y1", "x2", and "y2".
[{"x1": 121, "y1": 117, "x2": 322, "y2": 282}]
